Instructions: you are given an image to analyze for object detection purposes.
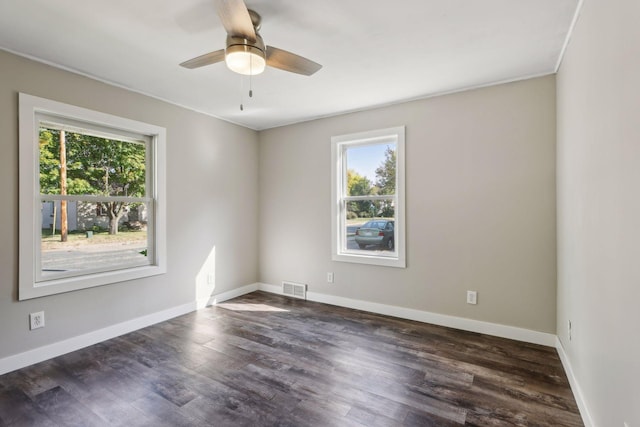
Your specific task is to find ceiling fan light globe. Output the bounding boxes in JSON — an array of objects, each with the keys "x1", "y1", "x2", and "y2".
[{"x1": 225, "y1": 45, "x2": 266, "y2": 75}]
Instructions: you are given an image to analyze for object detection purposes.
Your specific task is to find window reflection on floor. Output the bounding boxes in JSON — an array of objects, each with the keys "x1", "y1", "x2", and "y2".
[{"x1": 217, "y1": 303, "x2": 289, "y2": 312}]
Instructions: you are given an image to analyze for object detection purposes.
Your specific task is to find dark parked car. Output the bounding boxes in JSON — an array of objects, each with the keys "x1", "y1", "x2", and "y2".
[{"x1": 355, "y1": 220, "x2": 394, "y2": 250}]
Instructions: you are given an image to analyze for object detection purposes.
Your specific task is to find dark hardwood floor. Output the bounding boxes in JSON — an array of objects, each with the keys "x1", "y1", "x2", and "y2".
[{"x1": 0, "y1": 291, "x2": 583, "y2": 426}]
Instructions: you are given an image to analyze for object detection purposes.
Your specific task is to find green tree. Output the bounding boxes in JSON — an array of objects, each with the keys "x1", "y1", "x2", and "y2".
[
  {"x1": 346, "y1": 169, "x2": 373, "y2": 218},
  {"x1": 39, "y1": 128, "x2": 146, "y2": 235},
  {"x1": 375, "y1": 145, "x2": 396, "y2": 218},
  {"x1": 347, "y1": 169, "x2": 373, "y2": 196},
  {"x1": 375, "y1": 145, "x2": 396, "y2": 195},
  {"x1": 39, "y1": 129, "x2": 61, "y2": 193}
]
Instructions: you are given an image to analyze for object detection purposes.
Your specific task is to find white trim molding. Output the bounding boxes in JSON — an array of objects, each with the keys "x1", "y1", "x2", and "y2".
[
  {"x1": 201, "y1": 283, "x2": 260, "y2": 308},
  {"x1": 0, "y1": 283, "x2": 262, "y2": 376},
  {"x1": 18, "y1": 93, "x2": 167, "y2": 300},
  {"x1": 331, "y1": 126, "x2": 406, "y2": 268},
  {"x1": 554, "y1": 0, "x2": 585, "y2": 72},
  {"x1": 0, "y1": 301, "x2": 196, "y2": 376},
  {"x1": 555, "y1": 337, "x2": 595, "y2": 427},
  {"x1": 257, "y1": 283, "x2": 556, "y2": 347},
  {"x1": 0, "y1": 281, "x2": 572, "y2": 409}
]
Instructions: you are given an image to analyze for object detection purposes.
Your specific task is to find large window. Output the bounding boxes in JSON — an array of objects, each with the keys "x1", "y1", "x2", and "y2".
[
  {"x1": 331, "y1": 126, "x2": 405, "y2": 267},
  {"x1": 19, "y1": 93, "x2": 166, "y2": 300}
]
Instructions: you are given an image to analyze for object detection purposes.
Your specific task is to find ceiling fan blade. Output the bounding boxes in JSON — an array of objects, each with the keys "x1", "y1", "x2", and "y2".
[
  {"x1": 215, "y1": 0, "x2": 256, "y2": 41},
  {"x1": 179, "y1": 49, "x2": 226, "y2": 69},
  {"x1": 266, "y1": 46, "x2": 322, "y2": 76}
]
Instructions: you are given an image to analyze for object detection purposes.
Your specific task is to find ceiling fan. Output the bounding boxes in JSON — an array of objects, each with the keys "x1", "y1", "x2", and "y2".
[{"x1": 180, "y1": 0, "x2": 322, "y2": 76}]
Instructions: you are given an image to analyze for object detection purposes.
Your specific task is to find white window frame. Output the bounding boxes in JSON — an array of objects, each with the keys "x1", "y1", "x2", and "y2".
[
  {"x1": 19, "y1": 93, "x2": 167, "y2": 300},
  {"x1": 331, "y1": 126, "x2": 406, "y2": 268}
]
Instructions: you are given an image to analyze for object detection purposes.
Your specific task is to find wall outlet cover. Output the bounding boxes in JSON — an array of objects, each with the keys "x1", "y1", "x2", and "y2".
[
  {"x1": 30, "y1": 311, "x2": 45, "y2": 330},
  {"x1": 466, "y1": 291, "x2": 478, "y2": 305}
]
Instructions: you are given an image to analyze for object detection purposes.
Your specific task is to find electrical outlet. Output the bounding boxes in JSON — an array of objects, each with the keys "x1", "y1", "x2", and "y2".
[
  {"x1": 30, "y1": 311, "x2": 45, "y2": 330},
  {"x1": 466, "y1": 291, "x2": 477, "y2": 305},
  {"x1": 327, "y1": 272, "x2": 334, "y2": 283}
]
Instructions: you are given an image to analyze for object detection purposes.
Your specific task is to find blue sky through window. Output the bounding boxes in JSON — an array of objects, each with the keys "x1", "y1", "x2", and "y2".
[{"x1": 346, "y1": 143, "x2": 394, "y2": 182}]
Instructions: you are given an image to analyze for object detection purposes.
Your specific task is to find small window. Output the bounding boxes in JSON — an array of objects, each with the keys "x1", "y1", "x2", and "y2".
[
  {"x1": 96, "y1": 203, "x2": 108, "y2": 217},
  {"x1": 19, "y1": 93, "x2": 166, "y2": 300},
  {"x1": 331, "y1": 126, "x2": 405, "y2": 267}
]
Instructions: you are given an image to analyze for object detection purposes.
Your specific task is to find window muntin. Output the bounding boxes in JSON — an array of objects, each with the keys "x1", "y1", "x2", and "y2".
[
  {"x1": 331, "y1": 126, "x2": 405, "y2": 268},
  {"x1": 19, "y1": 93, "x2": 166, "y2": 300}
]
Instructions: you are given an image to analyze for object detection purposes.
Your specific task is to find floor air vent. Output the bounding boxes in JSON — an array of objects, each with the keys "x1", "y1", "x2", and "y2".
[{"x1": 282, "y1": 281, "x2": 307, "y2": 300}]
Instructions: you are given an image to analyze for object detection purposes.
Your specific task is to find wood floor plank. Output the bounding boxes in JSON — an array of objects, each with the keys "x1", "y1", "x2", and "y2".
[
  {"x1": 346, "y1": 404, "x2": 405, "y2": 427},
  {"x1": 32, "y1": 386, "x2": 106, "y2": 427},
  {"x1": 130, "y1": 392, "x2": 212, "y2": 427},
  {"x1": 32, "y1": 361, "x2": 152, "y2": 427},
  {"x1": 0, "y1": 291, "x2": 583, "y2": 426},
  {"x1": 0, "y1": 387, "x2": 58, "y2": 427}
]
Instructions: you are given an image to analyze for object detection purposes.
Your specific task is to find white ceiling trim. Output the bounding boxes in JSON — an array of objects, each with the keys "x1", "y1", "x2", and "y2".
[
  {"x1": 0, "y1": 45, "x2": 235, "y2": 128},
  {"x1": 554, "y1": 0, "x2": 586, "y2": 72},
  {"x1": 0, "y1": 0, "x2": 580, "y2": 130},
  {"x1": 4, "y1": 44, "x2": 557, "y2": 132}
]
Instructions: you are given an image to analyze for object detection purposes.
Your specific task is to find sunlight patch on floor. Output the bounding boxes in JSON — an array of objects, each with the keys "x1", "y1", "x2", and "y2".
[{"x1": 217, "y1": 303, "x2": 289, "y2": 312}]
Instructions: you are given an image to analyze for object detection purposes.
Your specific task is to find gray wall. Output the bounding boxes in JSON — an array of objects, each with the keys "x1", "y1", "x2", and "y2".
[
  {"x1": 0, "y1": 50, "x2": 259, "y2": 359},
  {"x1": 5, "y1": 3, "x2": 638, "y2": 420},
  {"x1": 557, "y1": 0, "x2": 640, "y2": 425},
  {"x1": 259, "y1": 76, "x2": 557, "y2": 333}
]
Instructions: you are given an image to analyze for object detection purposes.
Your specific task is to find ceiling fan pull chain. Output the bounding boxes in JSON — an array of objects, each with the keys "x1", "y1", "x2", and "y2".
[
  {"x1": 249, "y1": 55, "x2": 253, "y2": 98},
  {"x1": 240, "y1": 75, "x2": 244, "y2": 111}
]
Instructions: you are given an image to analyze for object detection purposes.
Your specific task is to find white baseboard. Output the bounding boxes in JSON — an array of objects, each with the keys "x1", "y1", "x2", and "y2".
[
  {"x1": 203, "y1": 283, "x2": 259, "y2": 307},
  {"x1": 0, "y1": 301, "x2": 196, "y2": 376},
  {"x1": 0, "y1": 282, "x2": 592, "y2": 427},
  {"x1": 257, "y1": 282, "x2": 283, "y2": 296},
  {"x1": 258, "y1": 284, "x2": 595, "y2": 424},
  {"x1": 555, "y1": 337, "x2": 595, "y2": 427},
  {"x1": 257, "y1": 283, "x2": 556, "y2": 347},
  {"x1": 0, "y1": 283, "x2": 262, "y2": 376}
]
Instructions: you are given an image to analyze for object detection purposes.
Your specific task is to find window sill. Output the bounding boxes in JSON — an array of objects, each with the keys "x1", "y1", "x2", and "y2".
[
  {"x1": 21, "y1": 264, "x2": 166, "y2": 300},
  {"x1": 332, "y1": 252, "x2": 406, "y2": 268}
]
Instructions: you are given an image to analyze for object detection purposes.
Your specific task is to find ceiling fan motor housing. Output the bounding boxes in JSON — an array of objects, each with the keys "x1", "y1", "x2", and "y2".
[{"x1": 225, "y1": 34, "x2": 266, "y2": 75}]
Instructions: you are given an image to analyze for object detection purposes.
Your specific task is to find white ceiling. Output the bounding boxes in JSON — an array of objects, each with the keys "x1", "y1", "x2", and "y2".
[{"x1": 0, "y1": 0, "x2": 579, "y2": 130}]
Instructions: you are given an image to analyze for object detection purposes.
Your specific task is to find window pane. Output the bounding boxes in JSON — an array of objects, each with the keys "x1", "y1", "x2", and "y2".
[
  {"x1": 332, "y1": 126, "x2": 404, "y2": 267},
  {"x1": 20, "y1": 94, "x2": 166, "y2": 300},
  {"x1": 39, "y1": 127, "x2": 146, "y2": 197},
  {"x1": 40, "y1": 200, "x2": 150, "y2": 279},
  {"x1": 345, "y1": 199, "x2": 396, "y2": 256},
  {"x1": 345, "y1": 143, "x2": 396, "y2": 196}
]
